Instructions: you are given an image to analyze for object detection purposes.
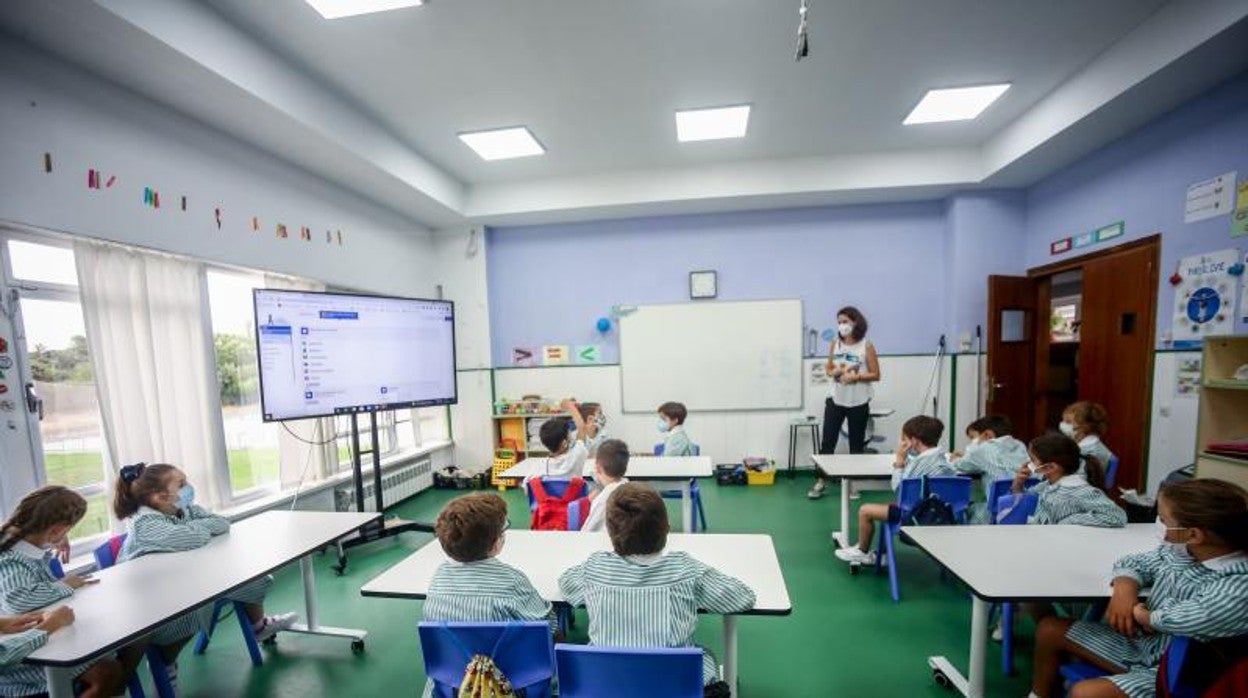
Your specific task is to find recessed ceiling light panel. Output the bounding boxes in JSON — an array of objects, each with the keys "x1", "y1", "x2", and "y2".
[
  {"x1": 903, "y1": 84, "x2": 1010, "y2": 125},
  {"x1": 675, "y1": 105, "x2": 751, "y2": 142},
  {"x1": 458, "y1": 127, "x2": 546, "y2": 161},
  {"x1": 305, "y1": 0, "x2": 424, "y2": 20}
]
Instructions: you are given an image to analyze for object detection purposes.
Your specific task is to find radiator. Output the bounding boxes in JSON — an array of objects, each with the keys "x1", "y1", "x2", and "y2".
[{"x1": 334, "y1": 457, "x2": 433, "y2": 512}]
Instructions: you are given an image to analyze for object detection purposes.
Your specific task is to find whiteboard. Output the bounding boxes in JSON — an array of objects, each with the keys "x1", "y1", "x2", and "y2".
[{"x1": 619, "y1": 300, "x2": 803, "y2": 412}]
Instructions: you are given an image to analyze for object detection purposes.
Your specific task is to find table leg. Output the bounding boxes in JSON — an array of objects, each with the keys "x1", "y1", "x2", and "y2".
[
  {"x1": 680, "y1": 481, "x2": 693, "y2": 533},
  {"x1": 925, "y1": 595, "x2": 988, "y2": 697},
  {"x1": 45, "y1": 666, "x2": 74, "y2": 698},
  {"x1": 723, "y1": 615, "x2": 738, "y2": 698},
  {"x1": 788, "y1": 426, "x2": 796, "y2": 477},
  {"x1": 832, "y1": 477, "x2": 851, "y2": 549},
  {"x1": 286, "y1": 553, "x2": 368, "y2": 649}
]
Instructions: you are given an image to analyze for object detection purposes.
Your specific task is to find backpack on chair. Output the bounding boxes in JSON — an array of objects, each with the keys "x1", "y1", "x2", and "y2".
[
  {"x1": 899, "y1": 476, "x2": 958, "y2": 546},
  {"x1": 442, "y1": 625, "x2": 518, "y2": 698},
  {"x1": 529, "y1": 477, "x2": 590, "y2": 531}
]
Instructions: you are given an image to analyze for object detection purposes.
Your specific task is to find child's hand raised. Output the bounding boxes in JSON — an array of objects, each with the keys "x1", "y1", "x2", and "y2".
[
  {"x1": 63, "y1": 573, "x2": 98, "y2": 590},
  {"x1": 35, "y1": 606, "x2": 75, "y2": 634}
]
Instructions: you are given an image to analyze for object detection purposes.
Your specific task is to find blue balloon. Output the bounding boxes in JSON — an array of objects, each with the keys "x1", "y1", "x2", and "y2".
[
  {"x1": 596, "y1": 317, "x2": 611, "y2": 333},
  {"x1": 820, "y1": 329, "x2": 836, "y2": 342}
]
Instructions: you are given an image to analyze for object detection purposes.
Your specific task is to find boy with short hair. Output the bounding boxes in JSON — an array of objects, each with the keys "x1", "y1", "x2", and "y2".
[
  {"x1": 558, "y1": 484, "x2": 754, "y2": 693},
  {"x1": 424, "y1": 493, "x2": 553, "y2": 628},
  {"x1": 581, "y1": 439, "x2": 630, "y2": 533},
  {"x1": 834, "y1": 415, "x2": 953, "y2": 565},
  {"x1": 533, "y1": 399, "x2": 590, "y2": 479},
  {"x1": 950, "y1": 415, "x2": 1031, "y2": 523},
  {"x1": 657, "y1": 401, "x2": 695, "y2": 456}
]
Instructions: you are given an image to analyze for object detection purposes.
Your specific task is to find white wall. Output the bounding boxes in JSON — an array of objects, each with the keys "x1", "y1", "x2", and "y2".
[{"x1": 1146, "y1": 351, "x2": 1201, "y2": 494}]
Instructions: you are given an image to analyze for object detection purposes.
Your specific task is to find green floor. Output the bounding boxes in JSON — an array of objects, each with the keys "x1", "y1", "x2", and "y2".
[{"x1": 170, "y1": 475, "x2": 1035, "y2": 696}]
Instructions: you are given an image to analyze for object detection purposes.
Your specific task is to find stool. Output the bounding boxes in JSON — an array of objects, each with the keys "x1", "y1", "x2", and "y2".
[{"x1": 788, "y1": 418, "x2": 820, "y2": 479}]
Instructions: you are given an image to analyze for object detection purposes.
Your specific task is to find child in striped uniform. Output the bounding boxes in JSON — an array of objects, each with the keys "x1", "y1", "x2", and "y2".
[
  {"x1": 0, "y1": 487, "x2": 125, "y2": 697},
  {"x1": 835, "y1": 415, "x2": 954, "y2": 565},
  {"x1": 1060, "y1": 401, "x2": 1116, "y2": 477},
  {"x1": 530, "y1": 401, "x2": 590, "y2": 481},
  {"x1": 1012, "y1": 433, "x2": 1126, "y2": 528},
  {"x1": 0, "y1": 607, "x2": 118, "y2": 698},
  {"x1": 950, "y1": 415, "x2": 1030, "y2": 524},
  {"x1": 1029, "y1": 478, "x2": 1248, "y2": 698},
  {"x1": 113, "y1": 463, "x2": 298, "y2": 687},
  {"x1": 558, "y1": 483, "x2": 754, "y2": 694},
  {"x1": 423, "y1": 493, "x2": 553, "y2": 629},
  {"x1": 657, "y1": 402, "x2": 695, "y2": 456}
]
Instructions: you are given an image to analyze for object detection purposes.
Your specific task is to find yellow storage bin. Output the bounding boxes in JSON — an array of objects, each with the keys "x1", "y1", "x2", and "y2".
[
  {"x1": 492, "y1": 449, "x2": 519, "y2": 490},
  {"x1": 746, "y1": 466, "x2": 776, "y2": 486}
]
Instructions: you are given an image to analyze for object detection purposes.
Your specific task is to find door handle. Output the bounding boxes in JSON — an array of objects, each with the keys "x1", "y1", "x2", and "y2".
[{"x1": 24, "y1": 382, "x2": 43, "y2": 421}]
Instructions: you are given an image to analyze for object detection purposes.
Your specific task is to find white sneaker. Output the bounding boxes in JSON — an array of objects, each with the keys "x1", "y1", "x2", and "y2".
[
  {"x1": 991, "y1": 622, "x2": 1004, "y2": 642},
  {"x1": 253, "y1": 612, "x2": 299, "y2": 642},
  {"x1": 833, "y1": 547, "x2": 875, "y2": 565},
  {"x1": 807, "y1": 483, "x2": 826, "y2": 499}
]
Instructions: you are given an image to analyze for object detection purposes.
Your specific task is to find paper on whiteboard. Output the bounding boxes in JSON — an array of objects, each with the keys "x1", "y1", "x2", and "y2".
[{"x1": 1185, "y1": 171, "x2": 1236, "y2": 223}]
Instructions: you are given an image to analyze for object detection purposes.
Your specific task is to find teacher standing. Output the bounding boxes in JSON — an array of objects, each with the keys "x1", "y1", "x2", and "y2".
[{"x1": 808, "y1": 306, "x2": 881, "y2": 499}]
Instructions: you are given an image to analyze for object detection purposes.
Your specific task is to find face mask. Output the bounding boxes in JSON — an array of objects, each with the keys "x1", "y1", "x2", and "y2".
[
  {"x1": 1059, "y1": 421, "x2": 1076, "y2": 438},
  {"x1": 177, "y1": 484, "x2": 196, "y2": 511},
  {"x1": 593, "y1": 414, "x2": 607, "y2": 429},
  {"x1": 1154, "y1": 518, "x2": 1191, "y2": 556},
  {"x1": 964, "y1": 438, "x2": 983, "y2": 454},
  {"x1": 837, "y1": 322, "x2": 853, "y2": 338},
  {"x1": 657, "y1": 418, "x2": 671, "y2": 433}
]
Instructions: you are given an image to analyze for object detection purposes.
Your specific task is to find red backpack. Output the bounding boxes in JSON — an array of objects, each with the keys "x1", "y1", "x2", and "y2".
[{"x1": 528, "y1": 477, "x2": 590, "y2": 531}]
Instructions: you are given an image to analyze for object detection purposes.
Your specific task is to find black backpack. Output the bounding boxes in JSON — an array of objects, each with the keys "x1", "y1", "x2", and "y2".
[{"x1": 900, "y1": 477, "x2": 957, "y2": 545}]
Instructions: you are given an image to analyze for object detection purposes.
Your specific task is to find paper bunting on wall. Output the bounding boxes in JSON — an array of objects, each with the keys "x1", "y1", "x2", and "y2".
[
  {"x1": 214, "y1": 208, "x2": 222, "y2": 230},
  {"x1": 143, "y1": 187, "x2": 160, "y2": 209},
  {"x1": 276, "y1": 223, "x2": 288, "y2": 239},
  {"x1": 252, "y1": 217, "x2": 259, "y2": 231},
  {"x1": 180, "y1": 196, "x2": 187, "y2": 211},
  {"x1": 87, "y1": 169, "x2": 100, "y2": 189},
  {"x1": 300, "y1": 226, "x2": 311, "y2": 241},
  {"x1": 336, "y1": 229, "x2": 343, "y2": 246},
  {"x1": 43, "y1": 153, "x2": 52, "y2": 173}
]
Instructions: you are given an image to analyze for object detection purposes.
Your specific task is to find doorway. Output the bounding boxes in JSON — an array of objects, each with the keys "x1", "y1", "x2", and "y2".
[{"x1": 987, "y1": 235, "x2": 1159, "y2": 491}]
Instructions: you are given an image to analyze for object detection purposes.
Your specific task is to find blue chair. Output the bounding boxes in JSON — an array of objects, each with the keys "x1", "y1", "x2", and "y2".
[
  {"x1": 988, "y1": 492, "x2": 1038, "y2": 676},
  {"x1": 1062, "y1": 635, "x2": 1217, "y2": 698},
  {"x1": 986, "y1": 477, "x2": 1039, "y2": 523},
  {"x1": 92, "y1": 536, "x2": 163, "y2": 698},
  {"x1": 874, "y1": 476, "x2": 973, "y2": 602},
  {"x1": 655, "y1": 444, "x2": 708, "y2": 532},
  {"x1": 1105, "y1": 455, "x2": 1120, "y2": 491},
  {"x1": 192, "y1": 598, "x2": 264, "y2": 666},
  {"x1": 524, "y1": 477, "x2": 589, "y2": 518},
  {"x1": 418, "y1": 621, "x2": 554, "y2": 698},
  {"x1": 555, "y1": 644, "x2": 703, "y2": 698}
]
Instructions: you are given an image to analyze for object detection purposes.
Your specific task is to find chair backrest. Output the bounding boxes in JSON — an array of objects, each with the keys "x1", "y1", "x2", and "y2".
[
  {"x1": 555, "y1": 644, "x2": 703, "y2": 698},
  {"x1": 994, "y1": 493, "x2": 1039, "y2": 525},
  {"x1": 417, "y1": 621, "x2": 554, "y2": 695},
  {"x1": 93, "y1": 534, "x2": 127, "y2": 570},
  {"x1": 897, "y1": 476, "x2": 973, "y2": 516},
  {"x1": 1105, "y1": 455, "x2": 1120, "y2": 491},
  {"x1": 653, "y1": 444, "x2": 699, "y2": 456},
  {"x1": 47, "y1": 557, "x2": 64, "y2": 579},
  {"x1": 524, "y1": 478, "x2": 588, "y2": 511},
  {"x1": 987, "y1": 478, "x2": 1039, "y2": 522},
  {"x1": 653, "y1": 443, "x2": 664, "y2": 455}
]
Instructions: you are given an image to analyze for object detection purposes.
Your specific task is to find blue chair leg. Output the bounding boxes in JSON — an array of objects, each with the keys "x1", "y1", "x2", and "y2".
[
  {"x1": 885, "y1": 524, "x2": 900, "y2": 603},
  {"x1": 126, "y1": 673, "x2": 146, "y2": 698},
  {"x1": 693, "y1": 482, "x2": 707, "y2": 532},
  {"x1": 144, "y1": 647, "x2": 176, "y2": 698},
  {"x1": 1002, "y1": 602, "x2": 1015, "y2": 676},
  {"x1": 193, "y1": 598, "x2": 228, "y2": 655},
  {"x1": 232, "y1": 601, "x2": 264, "y2": 667}
]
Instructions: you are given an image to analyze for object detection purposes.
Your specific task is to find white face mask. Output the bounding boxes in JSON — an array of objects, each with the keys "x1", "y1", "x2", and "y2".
[
  {"x1": 1058, "y1": 421, "x2": 1076, "y2": 438},
  {"x1": 837, "y1": 322, "x2": 853, "y2": 339},
  {"x1": 965, "y1": 438, "x2": 983, "y2": 454},
  {"x1": 1154, "y1": 518, "x2": 1191, "y2": 556}
]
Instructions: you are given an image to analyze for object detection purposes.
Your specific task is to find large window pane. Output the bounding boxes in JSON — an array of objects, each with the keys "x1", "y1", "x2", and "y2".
[
  {"x1": 207, "y1": 271, "x2": 281, "y2": 495},
  {"x1": 22, "y1": 298, "x2": 110, "y2": 541},
  {"x1": 9, "y1": 240, "x2": 78, "y2": 285}
]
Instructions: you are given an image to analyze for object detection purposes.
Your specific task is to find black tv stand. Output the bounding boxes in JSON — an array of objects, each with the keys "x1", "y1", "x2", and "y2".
[{"x1": 332, "y1": 410, "x2": 434, "y2": 575}]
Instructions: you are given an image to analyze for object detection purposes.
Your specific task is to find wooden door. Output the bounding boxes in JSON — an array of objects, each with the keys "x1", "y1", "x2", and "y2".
[
  {"x1": 1078, "y1": 241, "x2": 1158, "y2": 491},
  {"x1": 986, "y1": 276, "x2": 1040, "y2": 441}
]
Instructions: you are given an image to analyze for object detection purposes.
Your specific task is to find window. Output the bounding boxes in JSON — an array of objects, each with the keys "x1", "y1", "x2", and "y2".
[
  {"x1": 206, "y1": 270, "x2": 282, "y2": 496},
  {"x1": 333, "y1": 407, "x2": 447, "y2": 470},
  {"x1": 6, "y1": 238, "x2": 111, "y2": 543}
]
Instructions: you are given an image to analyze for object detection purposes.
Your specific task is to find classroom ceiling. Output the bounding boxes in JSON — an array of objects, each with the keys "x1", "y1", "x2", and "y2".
[{"x1": 2, "y1": 0, "x2": 1248, "y2": 229}]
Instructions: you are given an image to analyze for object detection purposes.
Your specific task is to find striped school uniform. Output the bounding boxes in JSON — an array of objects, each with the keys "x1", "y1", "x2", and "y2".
[
  {"x1": 121, "y1": 505, "x2": 273, "y2": 643},
  {"x1": 955, "y1": 437, "x2": 1029, "y2": 524},
  {"x1": 1067, "y1": 547, "x2": 1248, "y2": 698},
  {"x1": 558, "y1": 550, "x2": 756, "y2": 684},
  {"x1": 891, "y1": 447, "x2": 955, "y2": 491},
  {"x1": 423, "y1": 557, "x2": 554, "y2": 631},
  {"x1": 1027, "y1": 475, "x2": 1126, "y2": 527},
  {"x1": 0, "y1": 542, "x2": 83, "y2": 696},
  {"x1": 662, "y1": 426, "x2": 695, "y2": 457},
  {"x1": 0, "y1": 627, "x2": 50, "y2": 697}
]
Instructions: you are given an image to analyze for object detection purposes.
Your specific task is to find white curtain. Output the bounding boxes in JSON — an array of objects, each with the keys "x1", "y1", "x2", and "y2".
[
  {"x1": 263, "y1": 274, "x2": 337, "y2": 489},
  {"x1": 75, "y1": 242, "x2": 230, "y2": 510}
]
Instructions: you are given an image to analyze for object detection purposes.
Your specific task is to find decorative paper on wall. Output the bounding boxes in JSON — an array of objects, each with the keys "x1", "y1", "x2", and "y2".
[
  {"x1": 512, "y1": 347, "x2": 535, "y2": 367},
  {"x1": 276, "y1": 224, "x2": 288, "y2": 239},
  {"x1": 574, "y1": 345, "x2": 601, "y2": 364},
  {"x1": 1049, "y1": 221, "x2": 1124, "y2": 256},
  {"x1": 300, "y1": 226, "x2": 312, "y2": 241},
  {"x1": 252, "y1": 217, "x2": 259, "y2": 231},
  {"x1": 809, "y1": 362, "x2": 829, "y2": 385},
  {"x1": 1175, "y1": 355, "x2": 1202, "y2": 399},
  {"x1": 542, "y1": 345, "x2": 569, "y2": 366},
  {"x1": 43, "y1": 153, "x2": 52, "y2": 173},
  {"x1": 1172, "y1": 249, "x2": 1240, "y2": 343},
  {"x1": 1184, "y1": 171, "x2": 1236, "y2": 223},
  {"x1": 142, "y1": 187, "x2": 160, "y2": 209},
  {"x1": 1232, "y1": 182, "x2": 1248, "y2": 238},
  {"x1": 214, "y1": 208, "x2": 222, "y2": 229}
]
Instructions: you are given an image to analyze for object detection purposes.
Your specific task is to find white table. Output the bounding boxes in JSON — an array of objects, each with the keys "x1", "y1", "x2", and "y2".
[
  {"x1": 500, "y1": 455, "x2": 714, "y2": 533},
  {"x1": 810, "y1": 453, "x2": 897, "y2": 548},
  {"x1": 25, "y1": 511, "x2": 379, "y2": 698},
  {"x1": 361, "y1": 530, "x2": 791, "y2": 697},
  {"x1": 903, "y1": 524, "x2": 1157, "y2": 698}
]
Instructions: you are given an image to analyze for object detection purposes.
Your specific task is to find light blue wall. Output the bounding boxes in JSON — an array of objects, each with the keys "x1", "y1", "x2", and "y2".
[
  {"x1": 487, "y1": 201, "x2": 949, "y2": 364},
  {"x1": 1026, "y1": 71, "x2": 1248, "y2": 344},
  {"x1": 945, "y1": 191, "x2": 1028, "y2": 347}
]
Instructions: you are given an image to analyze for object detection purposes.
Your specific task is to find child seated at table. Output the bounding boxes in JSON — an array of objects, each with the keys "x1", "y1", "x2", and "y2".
[
  {"x1": 581, "y1": 439, "x2": 630, "y2": 533},
  {"x1": 424, "y1": 493, "x2": 554, "y2": 629},
  {"x1": 657, "y1": 401, "x2": 696, "y2": 456},
  {"x1": 114, "y1": 463, "x2": 299, "y2": 687},
  {"x1": 0, "y1": 606, "x2": 122, "y2": 698},
  {"x1": 558, "y1": 484, "x2": 754, "y2": 695},
  {"x1": 834, "y1": 415, "x2": 953, "y2": 566},
  {"x1": 1028, "y1": 478, "x2": 1248, "y2": 698},
  {"x1": 1011, "y1": 433, "x2": 1126, "y2": 527},
  {"x1": 949, "y1": 415, "x2": 1029, "y2": 523},
  {"x1": 1060, "y1": 401, "x2": 1116, "y2": 480},
  {"x1": 532, "y1": 400, "x2": 590, "y2": 480},
  {"x1": 578, "y1": 401, "x2": 610, "y2": 454},
  {"x1": 0, "y1": 486, "x2": 126, "y2": 697}
]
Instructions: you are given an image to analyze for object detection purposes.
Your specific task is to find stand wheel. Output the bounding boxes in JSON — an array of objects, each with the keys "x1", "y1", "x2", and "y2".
[
  {"x1": 932, "y1": 669, "x2": 951, "y2": 689},
  {"x1": 333, "y1": 558, "x2": 347, "y2": 576},
  {"x1": 351, "y1": 640, "x2": 365, "y2": 653},
  {"x1": 849, "y1": 563, "x2": 860, "y2": 576}
]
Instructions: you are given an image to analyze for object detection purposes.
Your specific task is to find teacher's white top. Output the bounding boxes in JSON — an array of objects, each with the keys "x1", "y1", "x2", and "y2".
[
  {"x1": 902, "y1": 523, "x2": 1156, "y2": 602},
  {"x1": 828, "y1": 339, "x2": 874, "y2": 407},
  {"x1": 362, "y1": 530, "x2": 791, "y2": 615},
  {"x1": 25, "y1": 511, "x2": 377, "y2": 667},
  {"x1": 500, "y1": 455, "x2": 712, "y2": 481}
]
